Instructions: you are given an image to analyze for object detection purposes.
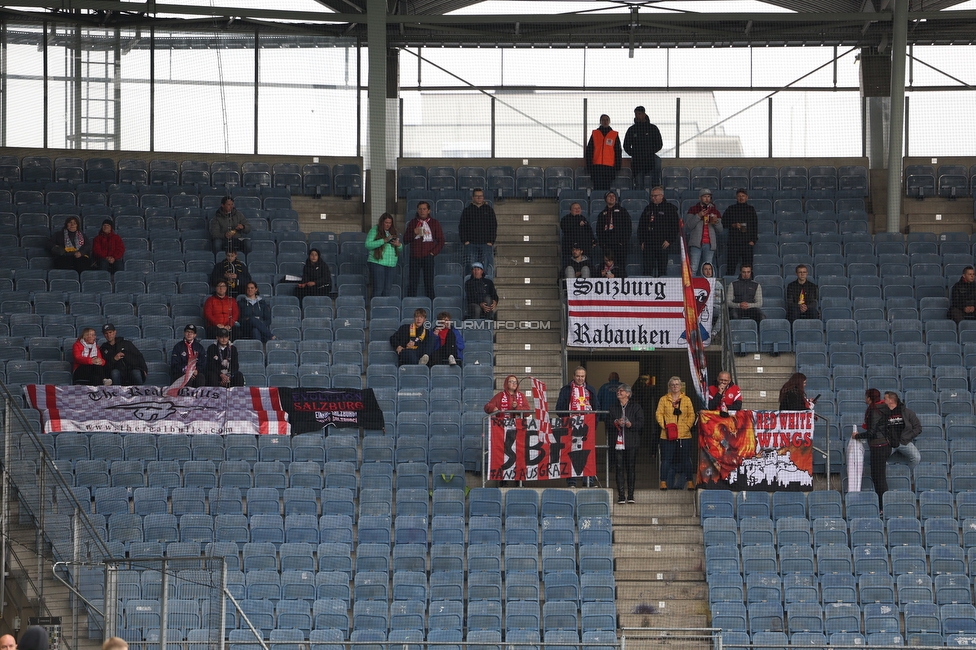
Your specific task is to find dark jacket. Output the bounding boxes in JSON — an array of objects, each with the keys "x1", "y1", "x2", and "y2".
[
  {"x1": 49, "y1": 227, "x2": 92, "y2": 258},
  {"x1": 606, "y1": 400, "x2": 644, "y2": 450},
  {"x1": 560, "y1": 212, "x2": 597, "y2": 258},
  {"x1": 432, "y1": 327, "x2": 465, "y2": 362},
  {"x1": 722, "y1": 202, "x2": 759, "y2": 243},
  {"x1": 209, "y1": 208, "x2": 251, "y2": 241},
  {"x1": 637, "y1": 201, "x2": 680, "y2": 249},
  {"x1": 404, "y1": 216, "x2": 445, "y2": 259},
  {"x1": 779, "y1": 390, "x2": 808, "y2": 411},
  {"x1": 854, "y1": 403, "x2": 889, "y2": 447},
  {"x1": 873, "y1": 400, "x2": 922, "y2": 447},
  {"x1": 238, "y1": 295, "x2": 272, "y2": 336},
  {"x1": 465, "y1": 276, "x2": 499, "y2": 306},
  {"x1": 458, "y1": 203, "x2": 497, "y2": 245},
  {"x1": 210, "y1": 258, "x2": 251, "y2": 296},
  {"x1": 786, "y1": 280, "x2": 819, "y2": 308},
  {"x1": 595, "y1": 206, "x2": 632, "y2": 251},
  {"x1": 623, "y1": 119, "x2": 663, "y2": 162},
  {"x1": 950, "y1": 278, "x2": 976, "y2": 314},
  {"x1": 204, "y1": 342, "x2": 241, "y2": 387},
  {"x1": 169, "y1": 338, "x2": 207, "y2": 381},
  {"x1": 99, "y1": 336, "x2": 148, "y2": 378},
  {"x1": 390, "y1": 322, "x2": 430, "y2": 351},
  {"x1": 300, "y1": 257, "x2": 332, "y2": 294},
  {"x1": 555, "y1": 382, "x2": 600, "y2": 413}
]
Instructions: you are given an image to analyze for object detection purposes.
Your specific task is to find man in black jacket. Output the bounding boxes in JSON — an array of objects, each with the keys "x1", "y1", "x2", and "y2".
[
  {"x1": 637, "y1": 186, "x2": 679, "y2": 277},
  {"x1": 722, "y1": 188, "x2": 759, "y2": 276},
  {"x1": 205, "y1": 329, "x2": 244, "y2": 387},
  {"x1": 726, "y1": 266, "x2": 764, "y2": 325},
  {"x1": 210, "y1": 248, "x2": 252, "y2": 297},
  {"x1": 595, "y1": 191, "x2": 632, "y2": 275},
  {"x1": 948, "y1": 266, "x2": 976, "y2": 323},
  {"x1": 559, "y1": 202, "x2": 596, "y2": 271},
  {"x1": 786, "y1": 264, "x2": 819, "y2": 323},
  {"x1": 465, "y1": 264, "x2": 499, "y2": 320},
  {"x1": 623, "y1": 106, "x2": 663, "y2": 188},
  {"x1": 458, "y1": 188, "x2": 497, "y2": 274},
  {"x1": 99, "y1": 323, "x2": 148, "y2": 386},
  {"x1": 877, "y1": 390, "x2": 922, "y2": 470}
]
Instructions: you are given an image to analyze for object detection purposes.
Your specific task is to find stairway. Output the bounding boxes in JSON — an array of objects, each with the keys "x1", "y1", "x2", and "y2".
[
  {"x1": 733, "y1": 351, "x2": 797, "y2": 411},
  {"x1": 491, "y1": 199, "x2": 565, "y2": 393}
]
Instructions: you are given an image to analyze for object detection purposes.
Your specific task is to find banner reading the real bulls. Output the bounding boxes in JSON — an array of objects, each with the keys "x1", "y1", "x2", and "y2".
[
  {"x1": 488, "y1": 413, "x2": 597, "y2": 481},
  {"x1": 698, "y1": 409, "x2": 814, "y2": 491}
]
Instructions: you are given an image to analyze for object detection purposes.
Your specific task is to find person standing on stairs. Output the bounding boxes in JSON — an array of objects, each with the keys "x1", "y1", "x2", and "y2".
[
  {"x1": 656, "y1": 376, "x2": 696, "y2": 491},
  {"x1": 608, "y1": 383, "x2": 643, "y2": 504}
]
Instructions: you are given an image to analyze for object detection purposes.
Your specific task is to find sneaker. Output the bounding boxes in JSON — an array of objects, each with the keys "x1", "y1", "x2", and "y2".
[
  {"x1": 448, "y1": 354, "x2": 457, "y2": 366},
  {"x1": 617, "y1": 497, "x2": 626, "y2": 505},
  {"x1": 102, "y1": 378, "x2": 113, "y2": 386},
  {"x1": 418, "y1": 354, "x2": 429, "y2": 365},
  {"x1": 627, "y1": 498, "x2": 636, "y2": 503}
]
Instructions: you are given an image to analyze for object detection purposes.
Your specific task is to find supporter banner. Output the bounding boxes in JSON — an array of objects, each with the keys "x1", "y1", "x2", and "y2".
[
  {"x1": 24, "y1": 385, "x2": 289, "y2": 435},
  {"x1": 698, "y1": 409, "x2": 814, "y2": 491},
  {"x1": 565, "y1": 277, "x2": 715, "y2": 348},
  {"x1": 488, "y1": 413, "x2": 597, "y2": 481},
  {"x1": 278, "y1": 387, "x2": 385, "y2": 434},
  {"x1": 679, "y1": 220, "x2": 709, "y2": 401}
]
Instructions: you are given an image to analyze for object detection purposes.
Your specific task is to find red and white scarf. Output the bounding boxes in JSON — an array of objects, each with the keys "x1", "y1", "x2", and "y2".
[{"x1": 571, "y1": 384, "x2": 591, "y2": 411}]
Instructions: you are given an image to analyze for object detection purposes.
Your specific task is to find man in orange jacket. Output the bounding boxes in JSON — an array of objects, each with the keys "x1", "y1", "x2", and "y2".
[{"x1": 585, "y1": 114, "x2": 622, "y2": 192}]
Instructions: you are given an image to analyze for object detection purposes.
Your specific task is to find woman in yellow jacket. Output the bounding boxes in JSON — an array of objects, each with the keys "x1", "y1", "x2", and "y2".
[{"x1": 656, "y1": 376, "x2": 697, "y2": 491}]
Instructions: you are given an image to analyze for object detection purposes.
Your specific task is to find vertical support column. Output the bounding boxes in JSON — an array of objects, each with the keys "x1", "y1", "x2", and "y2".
[
  {"x1": 1, "y1": 398, "x2": 9, "y2": 615},
  {"x1": 366, "y1": 0, "x2": 388, "y2": 220},
  {"x1": 767, "y1": 97, "x2": 773, "y2": 158},
  {"x1": 491, "y1": 97, "x2": 496, "y2": 159},
  {"x1": 104, "y1": 561, "x2": 118, "y2": 639},
  {"x1": 159, "y1": 559, "x2": 169, "y2": 650},
  {"x1": 1, "y1": 24, "x2": 7, "y2": 146},
  {"x1": 253, "y1": 28, "x2": 260, "y2": 155},
  {"x1": 42, "y1": 21, "x2": 48, "y2": 148},
  {"x1": 150, "y1": 27, "x2": 155, "y2": 152},
  {"x1": 885, "y1": 0, "x2": 908, "y2": 233},
  {"x1": 113, "y1": 28, "x2": 121, "y2": 149},
  {"x1": 218, "y1": 560, "x2": 228, "y2": 650},
  {"x1": 72, "y1": 26, "x2": 82, "y2": 148},
  {"x1": 675, "y1": 98, "x2": 680, "y2": 159}
]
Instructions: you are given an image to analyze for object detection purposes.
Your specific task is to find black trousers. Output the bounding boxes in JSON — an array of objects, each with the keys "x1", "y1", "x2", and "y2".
[
  {"x1": 642, "y1": 247, "x2": 669, "y2": 277},
  {"x1": 591, "y1": 166, "x2": 616, "y2": 192},
  {"x1": 868, "y1": 443, "x2": 891, "y2": 502},
  {"x1": 614, "y1": 446, "x2": 637, "y2": 499},
  {"x1": 726, "y1": 239, "x2": 754, "y2": 275},
  {"x1": 408, "y1": 255, "x2": 435, "y2": 299}
]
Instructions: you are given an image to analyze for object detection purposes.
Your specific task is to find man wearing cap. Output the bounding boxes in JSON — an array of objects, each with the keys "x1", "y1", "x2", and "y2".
[
  {"x1": 210, "y1": 196, "x2": 251, "y2": 254},
  {"x1": 585, "y1": 114, "x2": 622, "y2": 192},
  {"x1": 623, "y1": 106, "x2": 664, "y2": 189},
  {"x1": 458, "y1": 187, "x2": 497, "y2": 275},
  {"x1": 205, "y1": 329, "x2": 244, "y2": 387},
  {"x1": 638, "y1": 185, "x2": 680, "y2": 277},
  {"x1": 465, "y1": 263, "x2": 499, "y2": 320},
  {"x1": 170, "y1": 324, "x2": 207, "y2": 388},
  {"x1": 683, "y1": 188, "x2": 723, "y2": 275},
  {"x1": 722, "y1": 188, "x2": 759, "y2": 276},
  {"x1": 100, "y1": 323, "x2": 147, "y2": 386},
  {"x1": 595, "y1": 191, "x2": 632, "y2": 275}
]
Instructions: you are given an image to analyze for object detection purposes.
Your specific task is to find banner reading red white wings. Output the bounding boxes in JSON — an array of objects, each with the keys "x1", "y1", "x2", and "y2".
[{"x1": 565, "y1": 277, "x2": 715, "y2": 348}]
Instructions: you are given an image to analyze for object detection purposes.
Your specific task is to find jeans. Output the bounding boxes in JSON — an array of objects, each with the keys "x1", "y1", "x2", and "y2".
[
  {"x1": 370, "y1": 262, "x2": 396, "y2": 298},
  {"x1": 110, "y1": 368, "x2": 146, "y2": 386},
  {"x1": 688, "y1": 246, "x2": 714, "y2": 276},
  {"x1": 242, "y1": 316, "x2": 274, "y2": 343},
  {"x1": 464, "y1": 243, "x2": 494, "y2": 275},
  {"x1": 889, "y1": 441, "x2": 921, "y2": 470},
  {"x1": 660, "y1": 438, "x2": 694, "y2": 489}
]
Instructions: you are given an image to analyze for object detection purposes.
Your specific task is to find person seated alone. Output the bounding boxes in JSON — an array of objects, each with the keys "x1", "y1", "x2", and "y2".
[
  {"x1": 390, "y1": 308, "x2": 434, "y2": 366},
  {"x1": 203, "y1": 280, "x2": 239, "y2": 340},
  {"x1": 92, "y1": 219, "x2": 125, "y2": 274},
  {"x1": 428, "y1": 311, "x2": 464, "y2": 367},
  {"x1": 210, "y1": 248, "x2": 251, "y2": 298},
  {"x1": 294, "y1": 248, "x2": 332, "y2": 304},
  {"x1": 565, "y1": 243, "x2": 592, "y2": 280},
  {"x1": 49, "y1": 215, "x2": 92, "y2": 274},
  {"x1": 786, "y1": 264, "x2": 819, "y2": 323},
  {"x1": 464, "y1": 263, "x2": 499, "y2": 320},
  {"x1": 210, "y1": 196, "x2": 251, "y2": 254},
  {"x1": 99, "y1": 323, "x2": 147, "y2": 386},
  {"x1": 72, "y1": 327, "x2": 109, "y2": 386},
  {"x1": 726, "y1": 265, "x2": 764, "y2": 325},
  {"x1": 204, "y1": 329, "x2": 244, "y2": 387},
  {"x1": 948, "y1": 266, "x2": 976, "y2": 324}
]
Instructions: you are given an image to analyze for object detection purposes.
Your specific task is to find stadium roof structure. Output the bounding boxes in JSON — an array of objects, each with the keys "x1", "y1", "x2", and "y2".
[{"x1": 0, "y1": 0, "x2": 974, "y2": 49}]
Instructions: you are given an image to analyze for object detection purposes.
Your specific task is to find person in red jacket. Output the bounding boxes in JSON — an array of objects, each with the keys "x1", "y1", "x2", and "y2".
[
  {"x1": 484, "y1": 375, "x2": 528, "y2": 415},
  {"x1": 92, "y1": 219, "x2": 125, "y2": 274},
  {"x1": 203, "y1": 280, "x2": 239, "y2": 339},
  {"x1": 72, "y1": 327, "x2": 110, "y2": 386},
  {"x1": 404, "y1": 201, "x2": 444, "y2": 300}
]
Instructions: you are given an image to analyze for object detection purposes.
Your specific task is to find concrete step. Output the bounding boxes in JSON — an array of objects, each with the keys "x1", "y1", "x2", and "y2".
[
  {"x1": 494, "y1": 351, "x2": 565, "y2": 368},
  {"x1": 618, "y1": 598, "x2": 710, "y2": 619},
  {"x1": 495, "y1": 330, "x2": 562, "y2": 346},
  {"x1": 614, "y1": 526, "x2": 703, "y2": 545},
  {"x1": 613, "y1": 543, "x2": 703, "y2": 560},
  {"x1": 617, "y1": 581, "x2": 709, "y2": 601},
  {"x1": 619, "y1": 610, "x2": 710, "y2": 629},
  {"x1": 494, "y1": 342, "x2": 564, "y2": 354},
  {"x1": 495, "y1": 264, "x2": 558, "y2": 281},
  {"x1": 614, "y1": 566, "x2": 706, "y2": 583},
  {"x1": 614, "y1": 552, "x2": 704, "y2": 573}
]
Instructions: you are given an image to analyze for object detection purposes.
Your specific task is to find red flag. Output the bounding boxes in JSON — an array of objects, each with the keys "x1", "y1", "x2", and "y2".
[{"x1": 679, "y1": 220, "x2": 709, "y2": 402}]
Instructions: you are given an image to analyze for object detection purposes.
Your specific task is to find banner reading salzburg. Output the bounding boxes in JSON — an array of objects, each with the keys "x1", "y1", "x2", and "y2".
[
  {"x1": 565, "y1": 277, "x2": 715, "y2": 348},
  {"x1": 488, "y1": 413, "x2": 597, "y2": 482},
  {"x1": 698, "y1": 409, "x2": 814, "y2": 491}
]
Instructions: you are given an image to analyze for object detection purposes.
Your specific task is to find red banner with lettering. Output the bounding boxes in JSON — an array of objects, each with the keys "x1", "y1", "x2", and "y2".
[
  {"x1": 698, "y1": 409, "x2": 814, "y2": 491},
  {"x1": 488, "y1": 413, "x2": 597, "y2": 482}
]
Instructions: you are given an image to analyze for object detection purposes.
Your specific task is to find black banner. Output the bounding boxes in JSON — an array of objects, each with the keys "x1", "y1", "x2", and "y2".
[{"x1": 278, "y1": 387, "x2": 385, "y2": 434}]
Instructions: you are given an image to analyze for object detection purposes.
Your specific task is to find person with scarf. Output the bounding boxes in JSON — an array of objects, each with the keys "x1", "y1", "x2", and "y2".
[
  {"x1": 638, "y1": 186, "x2": 680, "y2": 277},
  {"x1": 210, "y1": 248, "x2": 251, "y2": 298},
  {"x1": 50, "y1": 215, "x2": 92, "y2": 273},
  {"x1": 169, "y1": 324, "x2": 206, "y2": 388},
  {"x1": 485, "y1": 375, "x2": 528, "y2": 415},
  {"x1": 556, "y1": 366, "x2": 601, "y2": 488},
  {"x1": 92, "y1": 219, "x2": 125, "y2": 274},
  {"x1": 427, "y1": 311, "x2": 464, "y2": 367},
  {"x1": 294, "y1": 248, "x2": 332, "y2": 304},
  {"x1": 390, "y1": 308, "x2": 434, "y2": 366},
  {"x1": 72, "y1": 327, "x2": 110, "y2": 386},
  {"x1": 595, "y1": 191, "x2": 632, "y2": 275},
  {"x1": 655, "y1": 376, "x2": 696, "y2": 490},
  {"x1": 99, "y1": 323, "x2": 147, "y2": 386},
  {"x1": 683, "y1": 188, "x2": 723, "y2": 275},
  {"x1": 237, "y1": 281, "x2": 275, "y2": 343},
  {"x1": 852, "y1": 388, "x2": 889, "y2": 504},
  {"x1": 585, "y1": 114, "x2": 621, "y2": 191},
  {"x1": 779, "y1": 372, "x2": 814, "y2": 411},
  {"x1": 608, "y1": 383, "x2": 644, "y2": 504},
  {"x1": 365, "y1": 213, "x2": 402, "y2": 298},
  {"x1": 599, "y1": 253, "x2": 619, "y2": 279},
  {"x1": 204, "y1": 329, "x2": 244, "y2": 387},
  {"x1": 203, "y1": 280, "x2": 239, "y2": 339},
  {"x1": 404, "y1": 201, "x2": 444, "y2": 299}
]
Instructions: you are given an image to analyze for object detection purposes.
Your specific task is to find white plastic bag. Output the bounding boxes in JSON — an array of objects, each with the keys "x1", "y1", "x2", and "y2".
[{"x1": 847, "y1": 434, "x2": 865, "y2": 493}]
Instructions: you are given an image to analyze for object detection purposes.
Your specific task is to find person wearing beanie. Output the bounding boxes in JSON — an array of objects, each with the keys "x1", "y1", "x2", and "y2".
[
  {"x1": 585, "y1": 114, "x2": 622, "y2": 191},
  {"x1": 683, "y1": 188, "x2": 722, "y2": 275},
  {"x1": 18, "y1": 626, "x2": 49, "y2": 650},
  {"x1": 92, "y1": 219, "x2": 125, "y2": 274},
  {"x1": 623, "y1": 105, "x2": 663, "y2": 189}
]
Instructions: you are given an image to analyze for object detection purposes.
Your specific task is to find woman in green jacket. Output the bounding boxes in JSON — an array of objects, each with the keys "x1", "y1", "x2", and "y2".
[{"x1": 365, "y1": 212, "x2": 402, "y2": 297}]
